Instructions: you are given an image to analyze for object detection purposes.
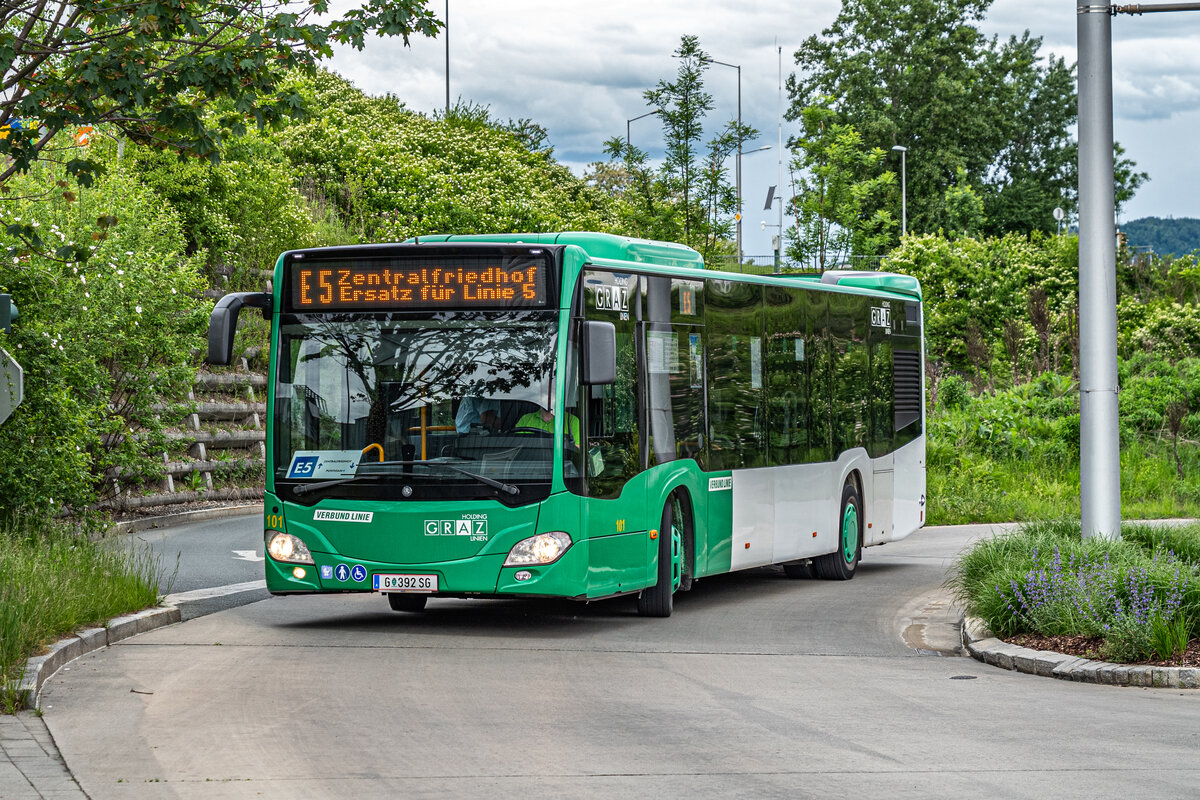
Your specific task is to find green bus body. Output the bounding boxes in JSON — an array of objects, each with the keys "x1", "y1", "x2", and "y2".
[{"x1": 210, "y1": 232, "x2": 925, "y2": 616}]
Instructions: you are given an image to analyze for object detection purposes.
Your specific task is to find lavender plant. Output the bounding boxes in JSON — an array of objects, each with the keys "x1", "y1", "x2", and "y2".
[{"x1": 950, "y1": 520, "x2": 1200, "y2": 663}]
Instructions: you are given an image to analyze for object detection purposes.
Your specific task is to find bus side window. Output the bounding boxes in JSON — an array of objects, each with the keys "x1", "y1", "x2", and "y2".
[
  {"x1": 868, "y1": 309, "x2": 895, "y2": 458},
  {"x1": 805, "y1": 290, "x2": 833, "y2": 463},
  {"x1": 579, "y1": 269, "x2": 641, "y2": 499},
  {"x1": 830, "y1": 292, "x2": 869, "y2": 455},
  {"x1": 705, "y1": 279, "x2": 766, "y2": 470},
  {"x1": 764, "y1": 285, "x2": 806, "y2": 466}
]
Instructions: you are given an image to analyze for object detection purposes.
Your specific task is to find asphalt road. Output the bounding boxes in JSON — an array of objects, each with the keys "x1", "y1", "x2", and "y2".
[
  {"x1": 125, "y1": 515, "x2": 270, "y2": 619},
  {"x1": 41, "y1": 522, "x2": 1200, "y2": 799}
]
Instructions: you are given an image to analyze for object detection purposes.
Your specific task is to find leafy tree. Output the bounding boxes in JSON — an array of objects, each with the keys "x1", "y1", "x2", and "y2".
[
  {"x1": 595, "y1": 138, "x2": 683, "y2": 244},
  {"x1": 696, "y1": 119, "x2": 756, "y2": 261},
  {"x1": 644, "y1": 35, "x2": 713, "y2": 246},
  {"x1": 941, "y1": 166, "x2": 987, "y2": 238},
  {"x1": 788, "y1": 0, "x2": 1141, "y2": 239},
  {"x1": 0, "y1": 0, "x2": 440, "y2": 258},
  {"x1": 788, "y1": 102, "x2": 896, "y2": 269},
  {"x1": 591, "y1": 35, "x2": 756, "y2": 258}
]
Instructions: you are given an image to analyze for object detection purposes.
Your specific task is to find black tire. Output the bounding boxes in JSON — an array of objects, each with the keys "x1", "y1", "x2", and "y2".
[
  {"x1": 674, "y1": 493, "x2": 694, "y2": 592},
  {"x1": 813, "y1": 481, "x2": 862, "y2": 581},
  {"x1": 386, "y1": 593, "x2": 429, "y2": 612},
  {"x1": 637, "y1": 498, "x2": 678, "y2": 617}
]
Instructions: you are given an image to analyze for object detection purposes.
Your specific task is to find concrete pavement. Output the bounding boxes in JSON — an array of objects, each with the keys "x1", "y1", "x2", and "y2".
[
  {"x1": 1, "y1": 506, "x2": 263, "y2": 799},
  {"x1": 0, "y1": 713, "x2": 86, "y2": 799},
  {"x1": 4, "y1": 517, "x2": 1197, "y2": 798}
]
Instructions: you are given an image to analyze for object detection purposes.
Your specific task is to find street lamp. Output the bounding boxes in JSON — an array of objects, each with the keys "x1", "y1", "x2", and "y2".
[
  {"x1": 626, "y1": 109, "x2": 661, "y2": 148},
  {"x1": 444, "y1": 1, "x2": 450, "y2": 115},
  {"x1": 703, "y1": 56, "x2": 744, "y2": 265},
  {"x1": 891, "y1": 145, "x2": 907, "y2": 236}
]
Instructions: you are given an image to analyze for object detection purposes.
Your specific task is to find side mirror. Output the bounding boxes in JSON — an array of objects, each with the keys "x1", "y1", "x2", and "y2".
[
  {"x1": 581, "y1": 320, "x2": 616, "y2": 385},
  {"x1": 207, "y1": 292, "x2": 271, "y2": 365}
]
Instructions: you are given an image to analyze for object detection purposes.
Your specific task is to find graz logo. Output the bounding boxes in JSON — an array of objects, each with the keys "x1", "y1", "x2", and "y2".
[
  {"x1": 424, "y1": 514, "x2": 489, "y2": 541},
  {"x1": 592, "y1": 285, "x2": 629, "y2": 312},
  {"x1": 871, "y1": 306, "x2": 891, "y2": 329}
]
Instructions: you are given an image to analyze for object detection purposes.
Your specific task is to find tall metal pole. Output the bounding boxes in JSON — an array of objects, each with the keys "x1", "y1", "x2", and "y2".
[
  {"x1": 776, "y1": 45, "x2": 783, "y2": 270},
  {"x1": 626, "y1": 109, "x2": 661, "y2": 148},
  {"x1": 1077, "y1": 0, "x2": 1121, "y2": 540},
  {"x1": 444, "y1": 0, "x2": 450, "y2": 115},
  {"x1": 706, "y1": 58, "x2": 743, "y2": 267},
  {"x1": 735, "y1": 63, "x2": 742, "y2": 268},
  {"x1": 891, "y1": 145, "x2": 907, "y2": 236}
]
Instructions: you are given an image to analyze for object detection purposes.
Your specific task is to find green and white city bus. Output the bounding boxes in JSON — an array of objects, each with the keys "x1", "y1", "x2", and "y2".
[{"x1": 207, "y1": 232, "x2": 925, "y2": 617}]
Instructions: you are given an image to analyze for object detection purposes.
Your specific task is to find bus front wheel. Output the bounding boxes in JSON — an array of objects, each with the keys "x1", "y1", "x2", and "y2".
[
  {"x1": 386, "y1": 593, "x2": 429, "y2": 612},
  {"x1": 637, "y1": 497, "x2": 682, "y2": 617},
  {"x1": 814, "y1": 482, "x2": 862, "y2": 581}
]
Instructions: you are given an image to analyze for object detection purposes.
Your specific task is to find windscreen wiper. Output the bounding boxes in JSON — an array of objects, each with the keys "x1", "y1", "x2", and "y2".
[
  {"x1": 293, "y1": 460, "x2": 519, "y2": 497},
  {"x1": 292, "y1": 473, "x2": 386, "y2": 496},
  {"x1": 370, "y1": 460, "x2": 520, "y2": 496}
]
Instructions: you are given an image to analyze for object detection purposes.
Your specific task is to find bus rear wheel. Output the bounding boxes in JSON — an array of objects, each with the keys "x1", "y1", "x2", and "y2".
[
  {"x1": 386, "y1": 593, "x2": 428, "y2": 612},
  {"x1": 814, "y1": 482, "x2": 862, "y2": 581},
  {"x1": 638, "y1": 497, "x2": 682, "y2": 617}
]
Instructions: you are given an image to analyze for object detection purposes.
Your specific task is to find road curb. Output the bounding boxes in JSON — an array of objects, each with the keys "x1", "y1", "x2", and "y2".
[
  {"x1": 10, "y1": 504, "x2": 266, "y2": 710},
  {"x1": 961, "y1": 615, "x2": 1199, "y2": 689},
  {"x1": 112, "y1": 503, "x2": 263, "y2": 533},
  {"x1": 15, "y1": 606, "x2": 182, "y2": 710}
]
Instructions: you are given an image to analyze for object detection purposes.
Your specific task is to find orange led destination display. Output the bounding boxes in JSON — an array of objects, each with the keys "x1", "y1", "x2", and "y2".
[{"x1": 288, "y1": 258, "x2": 548, "y2": 311}]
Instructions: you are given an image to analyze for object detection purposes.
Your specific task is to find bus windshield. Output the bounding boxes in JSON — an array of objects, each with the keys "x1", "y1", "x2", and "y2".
[{"x1": 274, "y1": 310, "x2": 563, "y2": 503}]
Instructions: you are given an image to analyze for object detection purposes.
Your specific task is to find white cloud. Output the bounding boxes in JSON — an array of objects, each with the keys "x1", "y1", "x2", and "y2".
[
  {"x1": 326, "y1": 0, "x2": 1200, "y2": 244},
  {"x1": 1112, "y1": 37, "x2": 1200, "y2": 119}
]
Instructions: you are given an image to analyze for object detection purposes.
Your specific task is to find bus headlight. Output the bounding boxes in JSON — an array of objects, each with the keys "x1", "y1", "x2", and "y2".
[
  {"x1": 266, "y1": 531, "x2": 315, "y2": 565},
  {"x1": 504, "y1": 531, "x2": 572, "y2": 567}
]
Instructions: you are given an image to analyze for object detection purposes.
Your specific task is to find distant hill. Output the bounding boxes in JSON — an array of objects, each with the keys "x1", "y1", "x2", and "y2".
[{"x1": 1121, "y1": 217, "x2": 1200, "y2": 256}]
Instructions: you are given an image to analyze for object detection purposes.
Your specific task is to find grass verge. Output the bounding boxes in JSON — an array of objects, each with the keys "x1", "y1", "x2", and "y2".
[
  {"x1": 0, "y1": 515, "x2": 163, "y2": 713},
  {"x1": 947, "y1": 520, "x2": 1200, "y2": 664},
  {"x1": 927, "y1": 439, "x2": 1200, "y2": 525}
]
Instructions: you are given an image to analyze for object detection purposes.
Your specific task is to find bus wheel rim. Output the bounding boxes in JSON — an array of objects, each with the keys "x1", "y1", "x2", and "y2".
[{"x1": 842, "y1": 504, "x2": 858, "y2": 564}]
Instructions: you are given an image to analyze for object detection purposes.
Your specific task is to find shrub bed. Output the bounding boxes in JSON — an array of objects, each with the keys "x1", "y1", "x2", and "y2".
[{"x1": 948, "y1": 520, "x2": 1200, "y2": 664}]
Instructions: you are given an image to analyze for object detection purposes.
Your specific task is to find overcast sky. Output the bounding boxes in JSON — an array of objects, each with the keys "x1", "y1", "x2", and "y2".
[{"x1": 327, "y1": 1, "x2": 1200, "y2": 256}]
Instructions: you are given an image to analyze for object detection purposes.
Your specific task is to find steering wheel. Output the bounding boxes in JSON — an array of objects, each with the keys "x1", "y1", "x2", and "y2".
[{"x1": 510, "y1": 427, "x2": 554, "y2": 437}]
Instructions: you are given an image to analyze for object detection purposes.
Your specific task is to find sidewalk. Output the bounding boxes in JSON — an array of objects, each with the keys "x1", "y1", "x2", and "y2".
[
  {"x1": 0, "y1": 713, "x2": 86, "y2": 799},
  {"x1": 1, "y1": 504, "x2": 261, "y2": 799}
]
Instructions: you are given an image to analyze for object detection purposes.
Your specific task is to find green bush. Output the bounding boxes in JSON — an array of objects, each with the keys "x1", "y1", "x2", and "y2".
[
  {"x1": 1120, "y1": 301, "x2": 1200, "y2": 362},
  {"x1": 1119, "y1": 354, "x2": 1200, "y2": 439},
  {"x1": 948, "y1": 520, "x2": 1200, "y2": 662},
  {"x1": 884, "y1": 232, "x2": 1078, "y2": 372},
  {"x1": 926, "y1": 367, "x2": 1200, "y2": 524},
  {"x1": 129, "y1": 130, "x2": 338, "y2": 291},
  {"x1": 939, "y1": 374, "x2": 969, "y2": 410},
  {"x1": 0, "y1": 157, "x2": 208, "y2": 515},
  {"x1": 276, "y1": 70, "x2": 620, "y2": 241}
]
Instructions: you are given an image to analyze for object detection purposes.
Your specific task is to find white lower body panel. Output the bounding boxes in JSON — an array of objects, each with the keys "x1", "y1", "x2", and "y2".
[{"x1": 727, "y1": 436, "x2": 925, "y2": 571}]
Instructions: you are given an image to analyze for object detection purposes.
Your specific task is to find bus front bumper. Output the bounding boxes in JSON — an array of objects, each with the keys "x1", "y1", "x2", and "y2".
[{"x1": 265, "y1": 541, "x2": 590, "y2": 600}]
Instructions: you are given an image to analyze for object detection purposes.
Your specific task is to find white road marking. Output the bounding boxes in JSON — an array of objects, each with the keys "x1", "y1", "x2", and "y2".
[
  {"x1": 162, "y1": 580, "x2": 267, "y2": 605},
  {"x1": 232, "y1": 550, "x2": 264, "y2": 562}
]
